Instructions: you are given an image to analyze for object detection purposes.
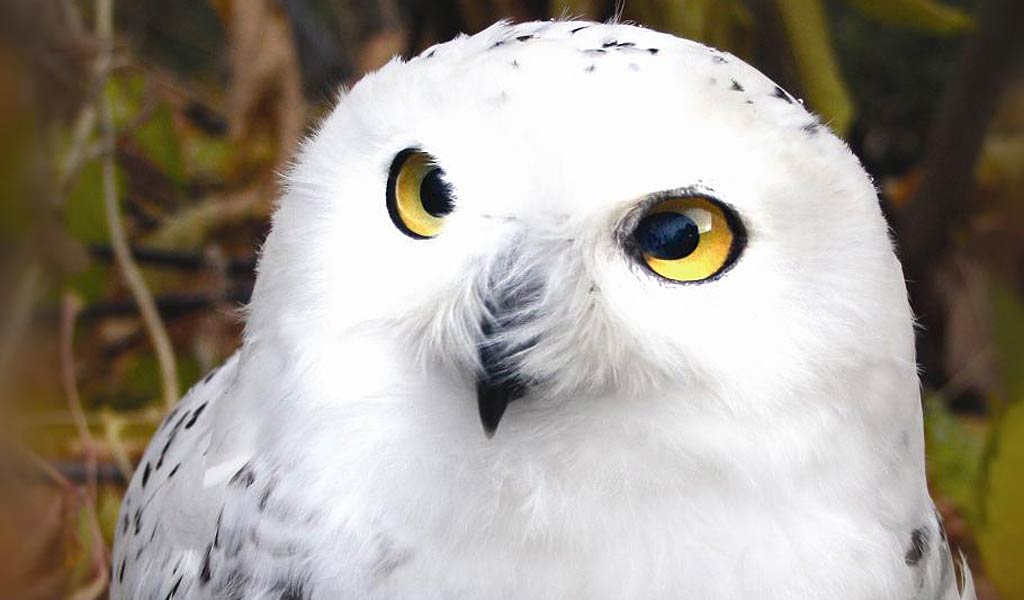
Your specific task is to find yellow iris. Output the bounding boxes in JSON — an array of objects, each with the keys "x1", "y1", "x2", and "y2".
[
  {"x1": 387, "y1": 150, "x2": 451, "y2": 238},
  {"x1": 639, "y1": 197, "x2": 737, "y2": 282}
]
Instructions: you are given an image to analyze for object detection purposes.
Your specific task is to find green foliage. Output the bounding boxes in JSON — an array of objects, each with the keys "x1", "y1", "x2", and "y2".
[
  {"x1": 776, "y1": 0, "x2": 855, "y2": 134},
  {"x1": 924, "y1": 395, "x2": 987, "y2": 521},
  {"x1": 65, "y1": 161, "x2": 112, "y2": 244},
  {"x1": 979, "y1": 399, "x2": 1024, "y2": 597},
  {"x1": 135, "y1": 104, "x2": 186, "y2": 185},
  {"x1": 975, "y1": 286, "x2": 1024, "y2": 597},
  {"x1": 841, "y1": 0, "x2": 973, "y2": 34}
]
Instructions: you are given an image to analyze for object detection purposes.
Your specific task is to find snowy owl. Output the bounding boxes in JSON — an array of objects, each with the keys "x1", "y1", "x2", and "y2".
[{"x1": 111, "y1": 21, "x2": 974, "y2": 600}]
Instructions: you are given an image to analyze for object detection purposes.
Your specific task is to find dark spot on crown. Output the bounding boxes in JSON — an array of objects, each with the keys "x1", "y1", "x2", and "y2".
[
  {"x1": 773, "y1": 86, "x2": 794, "y2": 104},
  {"x1": 510, "y1": 60, "x2": 519, "y2": 69},
  {"x1": 203, "y1": 368, "x2": 218, "y2": 384},
  {"x1": 905, "y1": 527, "x2": 929, "y2": 566},
  {"x1": 731, "y1": 80, "x2": 744, "y2": 92},
  {"x1": 583, "y1": 48, "x2": 607, "y2": 55},
  {"x1": 802, "y1": 121, "x2": 821, "y2": 135},
  {"x1": 712, "y1": 55, "x2": 728, "y2": 64},
  {"x1": 516, "y1": 35, "x2": 534, "y2": 42},
  {"x1": 570, "y1": 26, "x2": 588, "y2": 34},
  {"x1": 133, "y1": 507, "x2": 143, "y2": 535},
  {"x1": 168, "y1": 463, "x2": 181, "y2": 478},
  {"x1": 602, "y1": 40, "x2": 617, "y2": 48},
  {"x1": 647, "y1": 48, "x2": 659, "y2": 55},
  {"x1": 424, "y1": 49, "x2": 436, "y2": 59},
  {"x1": 490, "y1": 40, "x2": 505, "y2": 50},
  {"x1": 118, "y1": 557, "x2": 127, "y2": 583},
  {"x1": 585, "y1": 64, "x2": 596, "y2": 73},
  {"x1": 141, "y1": 462, "x2": 151, "y2": 487}
]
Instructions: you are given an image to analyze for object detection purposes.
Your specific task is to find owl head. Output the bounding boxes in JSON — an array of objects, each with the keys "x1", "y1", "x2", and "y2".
[{"x1": 244, "y1": 21, "x2": 916, "y2": 439}]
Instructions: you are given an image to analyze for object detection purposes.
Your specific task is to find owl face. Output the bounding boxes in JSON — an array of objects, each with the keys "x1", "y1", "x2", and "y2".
[{"x1": 251, "y1": 21, "x2": 914, "y2": 433}]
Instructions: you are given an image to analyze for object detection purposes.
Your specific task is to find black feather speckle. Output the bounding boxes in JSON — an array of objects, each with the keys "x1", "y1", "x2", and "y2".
[
  {"x1": 184, "y1": 402, "x2": 207, "y2": 428},
  {"x1": 199, "y1": 543, "x2": 213, "y2": 585},
  {"x1": 229, "y1": 463, "x2": 256, "y2": 489},
  {"x1": 773, "y1": 85, "x2": 794, "y2": 104},
  {"x1": 905, "y1": 527, "x2": 929, "y2": 566}
]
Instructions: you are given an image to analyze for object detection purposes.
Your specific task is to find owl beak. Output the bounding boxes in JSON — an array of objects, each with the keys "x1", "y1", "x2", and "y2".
[
  {"x1": 476, "y1": 375, "x2": 520, "y2": 438},
  {"x1": 475, "y1": 310, "x2": 530, "y2": 437},
  {"x1": 474, "y1": 248, "x2": 540, "y2": 437}
]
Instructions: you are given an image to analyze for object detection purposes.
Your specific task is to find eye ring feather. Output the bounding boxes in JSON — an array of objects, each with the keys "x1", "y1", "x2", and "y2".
[
  {"x1": 387, "y1": 148, "x2": 455, "y2": 239},
  {"x1": 626, "y1": 193, "x2": 746, "y2": 284}
]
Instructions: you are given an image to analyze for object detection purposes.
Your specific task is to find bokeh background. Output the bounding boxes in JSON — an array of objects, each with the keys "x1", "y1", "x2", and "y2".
[{"x1": 0, "y1": 0, "x2": 1020, "y2": 598}]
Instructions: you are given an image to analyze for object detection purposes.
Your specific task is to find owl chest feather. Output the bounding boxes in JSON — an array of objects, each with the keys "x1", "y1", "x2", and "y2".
[{"x1": 243, "y1": 366, "x2": 934, "y2": 600}]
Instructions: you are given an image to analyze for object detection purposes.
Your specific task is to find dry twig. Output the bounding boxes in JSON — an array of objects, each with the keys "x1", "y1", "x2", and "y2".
[
  {"x1": 95, "y1": 0, "x2": 180, "y2": 410},
  {"x1": 60, "y1": 293, "x2": 96, "y2": 501},
  {"x1": 18, "y1": 447, "x2": 109, "y2": 600}
]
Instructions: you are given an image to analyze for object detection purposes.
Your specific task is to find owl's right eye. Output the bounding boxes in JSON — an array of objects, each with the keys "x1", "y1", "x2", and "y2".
[{"x1": 386, "y1": 149, "x2": 455, "y2": 239}]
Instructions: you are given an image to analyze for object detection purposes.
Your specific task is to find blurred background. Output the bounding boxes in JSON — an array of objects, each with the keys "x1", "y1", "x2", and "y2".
[{"x1": 0, "y1": 0, "x2": 1020, "y2": 598}]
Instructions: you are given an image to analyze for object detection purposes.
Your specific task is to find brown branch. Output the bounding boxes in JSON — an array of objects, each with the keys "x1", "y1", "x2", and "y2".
[
  {"x1": 18, "y1": 446, "x2": 109, "y2": 600},
  {"x1": 87, "y1": 244, "x2": 257, "y2": 275},
  {"x1": 896, "y1": 0, "x2": 1024, "y2": 387},
  {"x1": 60, "y1": 293, "x2": 96, "y2": 502},
  {"x1": 899, "y1": 0, "x2": 1024, "y2": 262},
  {"x1": 95, "y1": 0, "x2": 180, "y2": 410}
]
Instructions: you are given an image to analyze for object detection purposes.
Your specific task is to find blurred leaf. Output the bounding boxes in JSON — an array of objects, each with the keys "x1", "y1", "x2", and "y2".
[
  {"x1": 182, "y1": 128, "x2": 236, "y2": 180},
  {"x1": 991, "y1": 284, "x2": 1024, "y2": 402},
  {"x1": 972, "y1": 285, "x2": 1024, "y2": 597},
  {"x1": 775, "y1": 0, "x2": 855, "y2": 135},
  {"x1": 978, "y1": 399, "x2": 1024, "y2": 597},
  {"x1": 65, "y1": 162, "x2": 109, "y2": 245},
  {"x1": 133, "y1": 104, "x2": 185, "y2": 185},
  {"x1": 627, "y1": 0, "x2": 751, "y2": 51},
  {"x1": 105, "y1": 74, "x2": 145, "y2": 130},
  {"x1": 842, "y1": 0, "x2": 973, "y2": 34},
  {"x1": 97, "y1": 487, "x2": 123, "y2": 546},
  {"x1": 924, "y1": 395, "x2": 987, "y2": 521},
  {"x1": 64, "y1": 263, "x2": 111, "y2": 305}
]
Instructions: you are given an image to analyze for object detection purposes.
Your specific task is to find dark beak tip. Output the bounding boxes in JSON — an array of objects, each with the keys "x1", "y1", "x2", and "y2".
[{"x1": 477, "y1": 380, "x2": 512, "y2": 438}]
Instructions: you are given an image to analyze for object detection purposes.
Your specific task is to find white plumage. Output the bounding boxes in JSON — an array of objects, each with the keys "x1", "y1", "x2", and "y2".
[{"x1": 112, "y1": 20, "x2": 973, "y2": 599}]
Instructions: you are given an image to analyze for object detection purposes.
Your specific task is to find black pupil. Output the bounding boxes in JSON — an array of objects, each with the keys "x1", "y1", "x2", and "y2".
[
  {"x1": 634, "y1": 212, "x2": 701, "y2": 260},
  {"x1": 420, "y1": 168, "x2": 454, "y2": 217}
]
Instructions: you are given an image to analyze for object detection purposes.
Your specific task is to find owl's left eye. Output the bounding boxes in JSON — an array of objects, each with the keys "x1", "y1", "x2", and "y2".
[
  {"x1": 631, "y1": 196, "x2": 745, "y2": 283},
  {"x1": 387, "y1": 148, "x2": 455, "y2": 239}
]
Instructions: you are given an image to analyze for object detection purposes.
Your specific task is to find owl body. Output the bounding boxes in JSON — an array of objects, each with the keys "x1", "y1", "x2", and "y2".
[{"x1": 111, "y1": 21, "x2": 971, "y2": 599}]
